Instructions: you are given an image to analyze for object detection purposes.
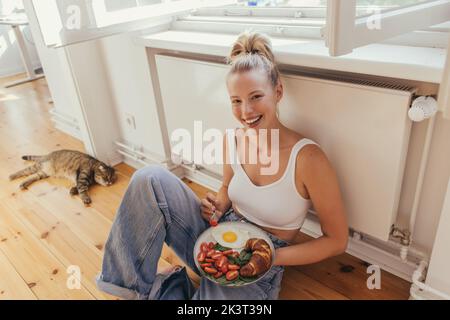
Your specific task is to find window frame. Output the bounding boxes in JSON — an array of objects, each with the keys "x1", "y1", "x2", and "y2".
[
  {"x1": 89, "y1": 0, "x2": 211, "y2": 28},
  {"x1": 324, "y1": 0, "x2": 450, "y2": 56},
  {"x1": 30, "y1": 0, "x2": 235, "y2": 47},
  {"x1": 31, "y1": 0, "x2": 449, "y2": 49},
  {"x1": 438, "y1": 32, "x2": 450, "y2": 120},
  {"x1": 184, "y1": 3, "x2": 449, "y2": 49}
]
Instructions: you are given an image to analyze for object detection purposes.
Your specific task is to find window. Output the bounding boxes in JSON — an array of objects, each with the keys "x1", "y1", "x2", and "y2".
[
  {"x1": 0, "y1": 0, "x2": 24, "y2": 15},
  {"x1": 30, "y1": 0, "x2": 234, "y2": 47},
  {"x1": 105, "y1": 0, "x2": 162, "y2": 12},
  {"x1": 236, "y1": 0, "x2": 325, "y2": 7},
  {"x1": 90, "y1": 0, "x2": 197, "y2": 28},
  {"x1": 325, "y1": 0, "x2": 450, "y2": 56},
  {"x1": 30, "y1": 0, "x2": 449, "y2": 50}
]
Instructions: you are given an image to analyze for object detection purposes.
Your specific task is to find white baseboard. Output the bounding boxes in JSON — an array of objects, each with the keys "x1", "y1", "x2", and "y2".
[
  {"x1": 180, "y1": 166, "x2": 222, "y2": 192},
  {"x1": 53, "y1": 122, "x2": 82, "y2": 141},
  {"x1": 122, "y1": 155, "x2": 173, "y2": 172},
  {"x1": 346, "y1": 238, "x2": 416, "y2": 282},
  {"x1": 109, "y1": 153, "x2": 124, "y2": 167},
  {"x1": 301, "y1": 215, "x2": 416, "y2": 282},
  {"x1": 0, "y1": 62, "x2": 42, "y2": 78},
  {"x1": 49, "y1": 108, "x2": 82, "y2": 140}
]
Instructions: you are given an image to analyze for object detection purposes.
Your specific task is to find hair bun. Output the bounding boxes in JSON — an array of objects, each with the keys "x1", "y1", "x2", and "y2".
[{"x1": 228, "y1": 32, "x2": 275, "y2": 64}]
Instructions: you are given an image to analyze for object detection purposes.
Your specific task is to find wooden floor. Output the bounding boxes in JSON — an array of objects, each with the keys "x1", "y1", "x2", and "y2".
[{"x1": 0, "y1": 75, "x2": 411, "y2": 300}]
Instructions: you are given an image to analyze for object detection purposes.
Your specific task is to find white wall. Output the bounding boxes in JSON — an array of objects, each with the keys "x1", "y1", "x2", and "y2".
[
  {"x1": 426, "y1": 178, "x2": 450, "y2": 296},
  {"x1": 99, "y1": 33, "x2": 165, "y2": 159},
  {"x1": 403, "y1": 112, "x2": 450, "y2": 254},
  {"x1": 24, "y1": 0, "x2": 125, "y2": 164},
  {"x1": 22, "y1": 0, "x2": 82, "y2": 139}
]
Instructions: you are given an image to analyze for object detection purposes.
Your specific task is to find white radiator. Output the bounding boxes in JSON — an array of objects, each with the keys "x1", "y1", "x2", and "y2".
[{"x1": 156, "y1": 54, "x2": 416, "y2": 241}]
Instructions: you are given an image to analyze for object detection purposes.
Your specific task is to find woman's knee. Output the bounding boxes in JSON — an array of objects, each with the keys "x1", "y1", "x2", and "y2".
[
  {"x1": 117, "y1": 165, "x2": 172, "y2": 223},
  {"x1": 130, "y1": 165, "x2": 172, "y2": 189}
]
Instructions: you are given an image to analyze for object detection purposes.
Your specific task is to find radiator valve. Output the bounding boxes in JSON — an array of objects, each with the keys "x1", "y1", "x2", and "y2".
[
  {"x1": 408, "y1": 96, "x2": 438, "y2": 122},
  {"x1": 390, "y1": 225, "x2": 411, "y2": 246}
]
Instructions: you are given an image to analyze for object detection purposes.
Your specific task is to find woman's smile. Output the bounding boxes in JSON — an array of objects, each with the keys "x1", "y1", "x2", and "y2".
[{"x1": 243, "y1": 115, "x2": 264, "y2": 128}]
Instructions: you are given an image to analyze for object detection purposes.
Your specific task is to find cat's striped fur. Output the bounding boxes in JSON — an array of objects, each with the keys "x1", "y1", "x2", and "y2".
[{"x1": 9, "y1": 150, "x2": 116, "y2": 206}]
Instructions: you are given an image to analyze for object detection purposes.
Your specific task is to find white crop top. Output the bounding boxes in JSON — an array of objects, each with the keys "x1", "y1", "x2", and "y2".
[{"x1": 226, "y1": 130, "x2": 319, "y2": 230}]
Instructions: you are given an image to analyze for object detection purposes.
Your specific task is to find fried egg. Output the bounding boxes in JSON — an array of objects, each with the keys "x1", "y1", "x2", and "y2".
[{"x1": 211, "y1": 226, "x2": 249, "y2": 249}]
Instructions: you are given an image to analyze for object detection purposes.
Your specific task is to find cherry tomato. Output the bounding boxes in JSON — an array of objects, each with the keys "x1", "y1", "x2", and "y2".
[
  {"x1": 226, "y1": 270, "x2": 239, "y2": 281},
  {"x1": 205, "y1": 258, "x2": 215, "y2": 263},
  {"x1": 204, "y1": 267, "x2": 218, "y2": 275},
  {"x1": 197, "y1": 252, "x2": 206, "y2": 262},
  {"x1": 201, "y1": 263, "x2": 212, "y2": 268},
  {"x1": 200, "y1": 243, "x2": 209, "y2": 253},
  {"x1": 207, "y1": 249, "x2": 216, "y2": 257},
  {"x1": 222, "y1": 250, "x2": 235, "y2": 256},
  {"x1": 216, "y1": 256, "x2": 228, "y2": 268},
  {"x1": 221, "y1": 265, "x2": 228, "y2": 274},
  {"x1": 208, "y1": 242, "x2": 215, "y2": 249},
  {"x1": 214, "y1": 272, "x2": 224, "y2": 279},
  {"x1": 228, "y1": 264, "x2": 240, "y2": 271},
  {"x1": 209, "y1": 219, "x2": 218, "y2": 227},
  {"x1": 211, "y1": 253, "x2": 223, "y2": 260}
]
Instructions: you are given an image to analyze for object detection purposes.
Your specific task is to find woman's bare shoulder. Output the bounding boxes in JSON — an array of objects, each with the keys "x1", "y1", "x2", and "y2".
[
  {"x1": 283, "y1": 129, "x2": 306, "y2": 147},
  {"x1": 294, "y1": 134, "x2": 327, "y2": 178}
]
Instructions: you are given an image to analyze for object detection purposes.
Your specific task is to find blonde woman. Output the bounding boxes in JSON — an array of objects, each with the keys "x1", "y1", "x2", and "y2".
[{"x1": 97, "y1": 32, "x2": 348, "y2": 300}]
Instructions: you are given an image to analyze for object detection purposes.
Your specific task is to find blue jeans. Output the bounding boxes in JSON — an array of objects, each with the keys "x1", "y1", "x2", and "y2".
[{"x1": 96, "y1": 165, "x2": 289, "y2": 300}]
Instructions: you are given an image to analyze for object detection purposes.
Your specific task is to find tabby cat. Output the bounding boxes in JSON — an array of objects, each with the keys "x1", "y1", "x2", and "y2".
[{"x1": 9, "y1": 150, "x2": 116, "y2": 206}]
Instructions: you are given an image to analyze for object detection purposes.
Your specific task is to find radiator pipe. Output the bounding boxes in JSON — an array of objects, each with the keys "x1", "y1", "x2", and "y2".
[
  {"x1": 405, "y1": 112, "x2": 437, "y2": 260},
  {"x1": 410, "y1": 261, "x2": 450, "y2": 300},
  {"x1": 402, "y1": 97, "x2": 440, "y2": 299},
  {"x1": 115, "y1": 141, "x2": 165, "y2": 163},
  {"x1": 116, "y1": 150, "x2": 149, "y2": 167},
  {"x1": 115, "y1": 141, "x2": 178, "y2": 171}
]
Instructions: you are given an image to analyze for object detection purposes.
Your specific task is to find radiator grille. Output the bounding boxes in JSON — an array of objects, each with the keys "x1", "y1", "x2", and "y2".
[{"x1": 281, "y1": 68, "x2": 416, "y2": 93}]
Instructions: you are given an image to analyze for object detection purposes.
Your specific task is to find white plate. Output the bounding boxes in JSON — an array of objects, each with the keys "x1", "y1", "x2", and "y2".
[{"x1": 193, "y1": 221, "x2": 276, "y2": 287}]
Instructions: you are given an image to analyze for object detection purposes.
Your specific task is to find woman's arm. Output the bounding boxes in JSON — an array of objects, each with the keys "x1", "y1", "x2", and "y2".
[
  {"x1": 201, "y1": 134, "x2": 234, "y2": 219},
  {"x1": 273, "y1": 145, "x2": 349, "y2": 266},
  {"x1": 215, "y1": 133, "x2": 234, "y2": 213}
]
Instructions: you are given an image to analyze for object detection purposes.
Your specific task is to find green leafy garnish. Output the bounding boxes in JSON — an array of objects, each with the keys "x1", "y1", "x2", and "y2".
[
  {"x1": 239, "y1": 250, "x2": 252, "y2": 265},
  {"x1": 227, "y1": 255, "x2": 238, "y2": 265},
  {"x1": 213, "y1": 243, "x2": 232, "y2": 251}
]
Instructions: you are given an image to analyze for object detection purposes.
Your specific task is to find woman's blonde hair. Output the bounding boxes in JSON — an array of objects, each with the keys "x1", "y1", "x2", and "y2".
[{"x1": 227, "y1": 31, "x2": 280, "y2": 88}]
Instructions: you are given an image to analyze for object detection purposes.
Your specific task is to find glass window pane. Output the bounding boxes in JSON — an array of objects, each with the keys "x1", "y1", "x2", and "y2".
[
  {"x1": 0, "y1": 0, "x2": 24, "y2": 15},
  {"x1": 355, "y1": 0, "x2": 431, "y2": 16},
  {"x1": 234, "y1": 0, "x2": 430, "y2": 8},
  {"x1": 104, "y1": 0, "x2": 138, "y2": 12},
  {"x1": 236, "y1": 0, "x2": 326, "y2": 6},
  {"x1": 356, "y1": 0, "x2": 428, "y2": 5},
  {"x1": 103, "y1": 0, "x2": 182, "y2": 12}
]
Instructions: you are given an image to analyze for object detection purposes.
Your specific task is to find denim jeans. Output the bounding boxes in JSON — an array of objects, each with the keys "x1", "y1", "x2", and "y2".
[{"x1": 96, "y1": 165, "x2": 289, "y2": 300}]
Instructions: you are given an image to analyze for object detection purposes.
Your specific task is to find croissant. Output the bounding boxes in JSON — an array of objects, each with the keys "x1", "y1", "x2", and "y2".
[{"x1": 239, "y1": 238, "x2": 273, "y2": 277}]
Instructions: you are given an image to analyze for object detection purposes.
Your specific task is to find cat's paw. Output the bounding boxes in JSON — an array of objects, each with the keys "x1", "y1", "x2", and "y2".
[
  {"x1": 19, "y1": 183, "x2": 29, "y2": 190},
  {"x1": 70, "y1": 187, "x2": 79, "y2": 196},
  {"x1": 82, "y1": 198, "x2": 92, "y2": 206}
]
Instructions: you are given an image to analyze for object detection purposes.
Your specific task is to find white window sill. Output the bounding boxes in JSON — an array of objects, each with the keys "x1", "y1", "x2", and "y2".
[{"x1": 135, "y1": 30, "x2": 447, "y2": 84}]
